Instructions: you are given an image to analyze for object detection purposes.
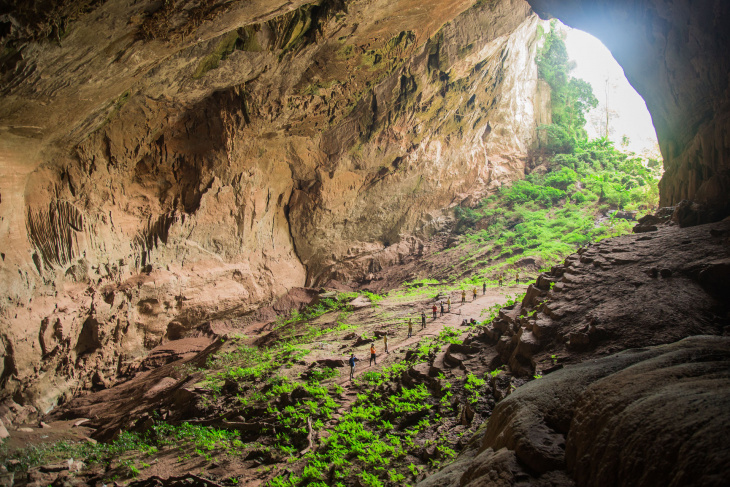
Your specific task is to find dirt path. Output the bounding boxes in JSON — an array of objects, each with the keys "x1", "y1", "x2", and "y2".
[{"x1": 339, "y1": 284, "x2": 527, "y2": 386}]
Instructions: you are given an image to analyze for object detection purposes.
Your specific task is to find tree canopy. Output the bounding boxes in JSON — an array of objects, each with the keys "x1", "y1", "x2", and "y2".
[{"x1": 536, "y1": 22, "x2": 598, "y2": 150}]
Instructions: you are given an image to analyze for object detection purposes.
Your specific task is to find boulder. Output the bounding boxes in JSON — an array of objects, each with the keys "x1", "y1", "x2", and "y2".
[
  {"x1": 522, "y1": 284, "x2": 546, "y2": 307},
  {"x1": 672, "y1": 200, "x2": 713, "y2": 227},
  {"x1": 444, "y1": 350, "x2": 467, "y2": 368},
  {"x1": 314, "y1": 359, "x2": 346, "y2": 368},
  {"x1": 532, "y1": 316, "x2": 558, "y2": 341},
  {"x1": 567, "y1": 332, "x2": 590, "y2": 350},
  {"x1": 632, "y1": 223, "x2": 658, "y2": 233},
  {"x1": 535, "y1": 274, "x2": 557, "y2": 291},
  {"x1": 353, "y1": 336, "x2": 372, "y2": 347},
  {"x1": 433, "y1": 337, "x2": 730, "y2": 486}
]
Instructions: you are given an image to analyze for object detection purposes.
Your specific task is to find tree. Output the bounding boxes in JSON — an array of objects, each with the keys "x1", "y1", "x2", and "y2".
[
  {"x1": 536, "y1": 22, "x2": 597, "y2": 153},
  {"x1": 536, "y1": 22, "x2": 572, "y2": 91},
  {"x1": 564, "y1": 78, "x2": 598, "y2": 137}
]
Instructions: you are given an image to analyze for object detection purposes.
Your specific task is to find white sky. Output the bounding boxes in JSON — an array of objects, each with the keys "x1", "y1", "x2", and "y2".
[{"x1": 561, "y1": 24, "x2": 659, "y2": 157}]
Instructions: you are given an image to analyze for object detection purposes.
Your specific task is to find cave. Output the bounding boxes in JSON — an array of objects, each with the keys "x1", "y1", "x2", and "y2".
[{"x1": 0, "y1": 0, "x2": 729, "y2": 485}]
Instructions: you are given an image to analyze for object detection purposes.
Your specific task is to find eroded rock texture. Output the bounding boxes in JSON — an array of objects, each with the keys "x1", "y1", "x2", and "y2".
[
  {"x1": 527, "y1": 0, "x2": 730, "y2": 222},
  {"x1": 0, "y1": 0, "x2": 547, "y2": 411},
  {"x1": 419, "y1": 336, "x2": 730, "y2": 487},
  {"x1": 472, "y1": 217, "x2": 730, "y2": 378}
]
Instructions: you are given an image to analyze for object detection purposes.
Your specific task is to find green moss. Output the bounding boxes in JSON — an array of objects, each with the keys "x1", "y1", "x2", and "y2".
[
  {"x1": 299, "y1": 80, "x2": 339, "y2": 97},
  {"x1": 238, "y1": 25, "x2": 263, "y2": 52},
  {"x1": 359, "y1": 31, "x2": 415, "y2": 71},
  {"x1": 192, "y1": 31, "x2": 241, "y2": 79},
  {"x1": 350, "y1": 141, "x2": 364, "y2": 157},
  {"x1": 338, "y1": 43, "x2": 355, "y2": 60},
  {"x1": 276, "y1": 5, "x2": 316, "y2": 54}
]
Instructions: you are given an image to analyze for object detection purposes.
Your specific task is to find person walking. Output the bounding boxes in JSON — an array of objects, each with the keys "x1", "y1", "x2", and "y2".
[
  {"x1": 421, "y1": 311, "x2": 426, "y2": 329},
  {"x1": 516, "y1": 272, "x2": 520, "y2": 284},
  {"x1": 370, "y1": 344, "x2": 377, "y2": 366},
  {"x1": 472, "y1": 288, "x2": 477, "y2": 301},
  {"x1": 461, "y1": 290, "x2": 466, "y2": 304},
  {"x1": 440, "y1": 301, "x2": 444, "y2": 317},
  {"x1": 432, "y1": 304, "x2": 437, "y2": 319},
  {"x1": 499, "y1": 274, "x2": 503, "y2": 287},
  {"x1": 383, "y1": 333, "x2": 389, "y2": 354},
  {"x1": 348, "y1": 353, "x2": 359, "y2": 380},
  {"x1": 408, "y1": 319, "x2": 413, "y2": 338},
  {"x1": 483, "y1": 282, "x2": 486, "y2": 295},
  {"x1": 447, "y1": 296, "x2": 451, "y2": 312}
]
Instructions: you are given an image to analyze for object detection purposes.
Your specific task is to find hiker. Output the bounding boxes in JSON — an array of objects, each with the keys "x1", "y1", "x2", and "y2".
[
  {"x1": 483, "y1": 282, "x2": 486, "y2": 295},
  {"x1": 421, "y1": 311, "x2": 426, "y2": 329},
  {"x1": 515, "y1": 272, "x2": 520, "y2": 284},
  {"x1": 432, "y1": 304, "x2": 437, "y2": 319},
  {"x1": 472, "y1": 288, "x2": 477, "y2": 301},
  {"x1": 461, "y1": 318, "x2": 468, "y2": 326},
  {"x1": 370, "y1": 344, "x2": 377, "y2": 366},
  {"x1": 470, "y1": 318, "x2": 477, "y2": 325},
  {"x1": 348, "y1": 353, "x2": 359, "y2": 380},
  {"x1": 384, "y1": 333, "x2": 389, "y2": 354},
  {"x1": 440, "y1": 301, "x2": 445, "y2": 317},
  {"x1": 499, "y1": 274, "x2": 503, "y2": 287},
  {"x1": 447, "y1": 296, "x2": 451, "y2": 312},
  {"x1": 408, "y1": 318, "x2": 413, "y2": 338},
  {"x1": 461, "y1": 290, "x2": 466, "y2": 304}
]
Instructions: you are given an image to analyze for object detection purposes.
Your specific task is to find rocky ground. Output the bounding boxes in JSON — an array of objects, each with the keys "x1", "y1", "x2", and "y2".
[
  {"x1": 1, "y1": 214, "x2": 729, "y2": 487},
  {"x1": 1, "y1": 283, "x2": 527, "y2": 486}
]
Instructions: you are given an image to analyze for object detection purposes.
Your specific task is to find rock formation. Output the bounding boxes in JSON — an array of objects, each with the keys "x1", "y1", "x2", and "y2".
[
  {"x1": 474, "y1": 217, "x2": 730, "y2": 378},
  {"x1": 2, "y1": 4, "x2": 730, "y2": 485},
  {"x1": 526, "y1": 0, "x2": 730, "y2": 222},
  {"x1": 0, "y1": 0, "x2": 548, "y2": 411},
  {"x1": 417, "y1": 336, "x2": 730, "y2": 487}
]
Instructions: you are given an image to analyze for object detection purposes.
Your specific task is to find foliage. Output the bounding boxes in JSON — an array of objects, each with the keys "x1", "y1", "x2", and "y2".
[
  {"x1": 0, "y1": 423, "x2": 243, "y2": 477},
  {"x1": 536, "y1": 21, "x2": 598, "y2": 143},
  {"x1": 453, "y1": 59, "x2": 661, "y2": 274}
]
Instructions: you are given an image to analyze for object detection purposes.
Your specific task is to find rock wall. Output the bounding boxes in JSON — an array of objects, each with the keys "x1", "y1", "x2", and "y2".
[
  {"x1": 526, "y1": 0, "x2": 730, "y2": 222},
  {"x1": 0, "y1": 0, "x2": 548, "y2": 412}
]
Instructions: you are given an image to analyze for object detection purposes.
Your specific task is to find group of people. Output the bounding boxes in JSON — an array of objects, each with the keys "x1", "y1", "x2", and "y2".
[{"x1": 347, "y1": 273, "x2": 526, "y2": 379}]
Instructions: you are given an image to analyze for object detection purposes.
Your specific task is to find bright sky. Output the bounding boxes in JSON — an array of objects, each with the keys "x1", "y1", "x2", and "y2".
[{"x1": 561, "y1": 24, "x2": 660, "y2": 157}]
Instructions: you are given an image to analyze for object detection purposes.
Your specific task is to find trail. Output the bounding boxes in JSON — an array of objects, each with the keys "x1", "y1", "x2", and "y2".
[{"x1": 336, "y1": 284, "x2": 527, "y2": 396}]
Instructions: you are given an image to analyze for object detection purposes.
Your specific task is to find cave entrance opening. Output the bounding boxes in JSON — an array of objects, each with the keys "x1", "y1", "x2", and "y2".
[{"x1": 556, "y1": 21, "x2": 660, "y2": 159}]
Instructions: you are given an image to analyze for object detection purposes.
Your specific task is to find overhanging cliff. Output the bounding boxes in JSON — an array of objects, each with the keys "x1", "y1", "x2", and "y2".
[{"x1": 0, "y1": 0, "x2": 548, "y2": 410}]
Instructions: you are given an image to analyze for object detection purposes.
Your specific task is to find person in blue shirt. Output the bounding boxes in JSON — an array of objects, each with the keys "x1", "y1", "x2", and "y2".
[{"x1": 349, "y1": 353, "x2": 359, "y2": 379}]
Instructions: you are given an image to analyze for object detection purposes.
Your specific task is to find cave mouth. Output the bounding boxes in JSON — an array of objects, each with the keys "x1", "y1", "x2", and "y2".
[{"x1": 551, "y1": 20, "x2": 660, "y2": 160}]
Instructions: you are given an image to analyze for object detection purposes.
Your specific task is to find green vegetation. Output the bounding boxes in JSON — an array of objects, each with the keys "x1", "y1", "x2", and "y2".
[
  {"x1": 0, "y1": 423, "x2": 243, "y2": 476},
  {"x1": 453, "y1": 21, "x2": 662, "y2": 277},
  {"x1": 536, "y1": 21, "x2": 598, "y2": 148},
  {"x1": 193, "y1": 30, "x2": 242, "y2": 79},
  {"x1": 266, "y1": 325, "x2": 475, "y2": 487}
]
